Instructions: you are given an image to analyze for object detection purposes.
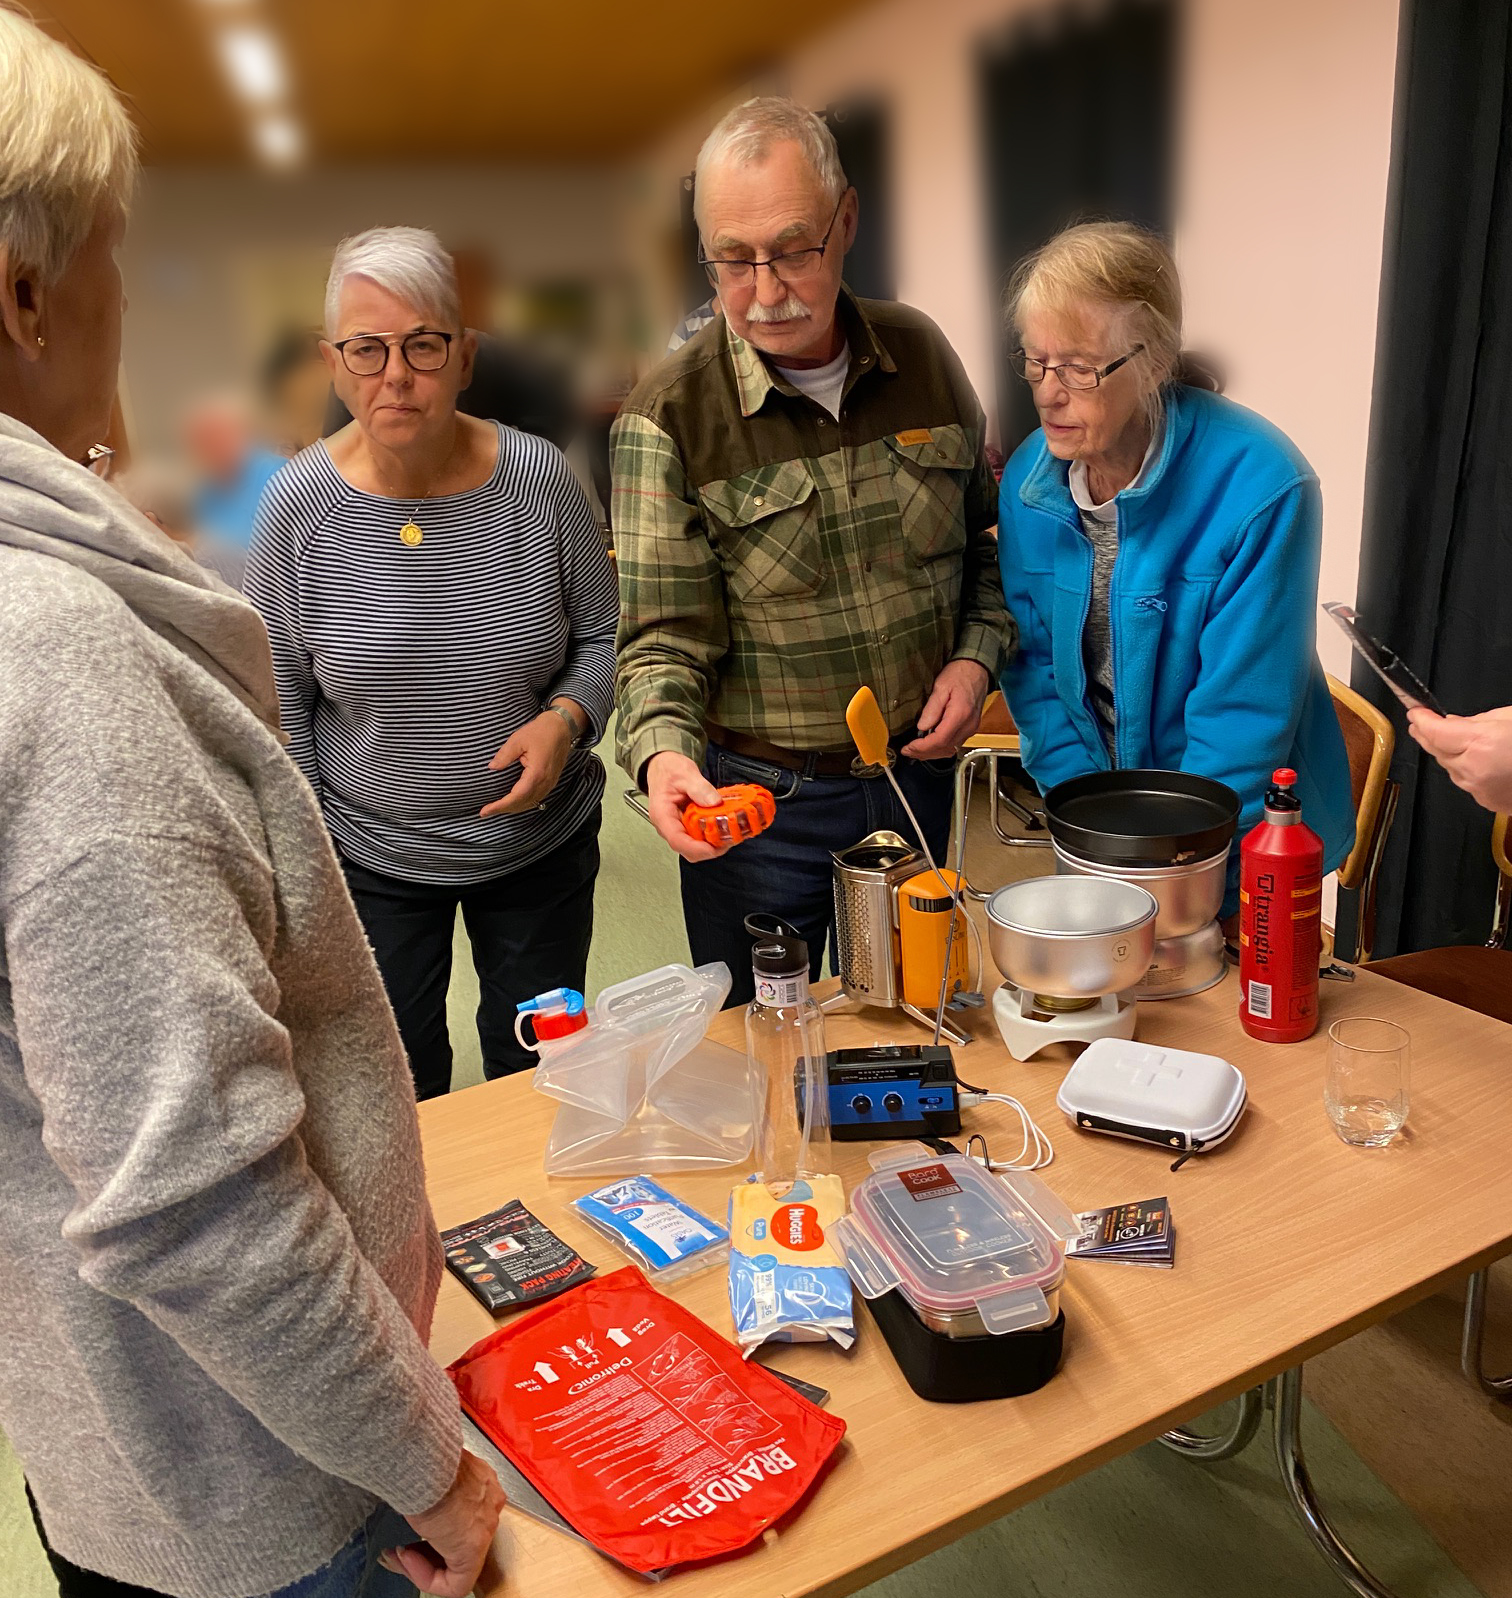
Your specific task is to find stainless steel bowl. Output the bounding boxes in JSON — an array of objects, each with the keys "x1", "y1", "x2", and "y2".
[{"x1": 986, "y1": 876, "x2": 1159, "y2": 1001}]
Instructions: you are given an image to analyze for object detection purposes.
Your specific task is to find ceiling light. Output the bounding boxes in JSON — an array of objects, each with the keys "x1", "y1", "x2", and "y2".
[
  {"x1": 216, "y1": 26, "x2": 287, "y2": 105},
  {"x1": 252, "y1": 114, "x2": 305, "y2": 168}
]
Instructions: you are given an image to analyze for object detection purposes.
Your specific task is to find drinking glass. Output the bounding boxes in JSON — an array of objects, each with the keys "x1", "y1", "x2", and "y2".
[{"x1": 1325, "y1": 1017, "x2": 1410, "y2": 1146}]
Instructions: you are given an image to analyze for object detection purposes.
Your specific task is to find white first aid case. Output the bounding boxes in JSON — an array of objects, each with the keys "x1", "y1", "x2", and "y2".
[{"x1": 1056, "y1": 1038, "x2": 1247, "y2": 1167}]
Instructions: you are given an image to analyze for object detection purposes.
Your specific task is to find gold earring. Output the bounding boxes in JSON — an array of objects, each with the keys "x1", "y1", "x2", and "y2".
[{"x1": 36, "y1": 336, "x2": 45, "y2": 348}]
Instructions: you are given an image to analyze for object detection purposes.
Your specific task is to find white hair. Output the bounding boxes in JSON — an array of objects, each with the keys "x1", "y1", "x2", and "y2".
[
  {"x1": 323, "y1": 226, "x2": 460, "y2": 337},
  {"x1": 694, "y1": 97, "x2": 847, "y2": 229},
  {"x1": 0, "y1": 6, "x2": 137, "y2": 285}
]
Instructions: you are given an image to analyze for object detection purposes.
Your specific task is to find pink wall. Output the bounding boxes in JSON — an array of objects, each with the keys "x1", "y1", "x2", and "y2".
[
  {"x1": 780, "y1": 0, "x2": 1401, "y2": 678},
  {"x1": 1177, "y1": 0, "x2": 1399, "y2": 678}
]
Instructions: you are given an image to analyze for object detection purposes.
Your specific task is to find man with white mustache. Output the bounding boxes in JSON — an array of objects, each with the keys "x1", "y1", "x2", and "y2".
[{"x1": 613, "y1": 97, "x2": 1012, "y2": 1005}]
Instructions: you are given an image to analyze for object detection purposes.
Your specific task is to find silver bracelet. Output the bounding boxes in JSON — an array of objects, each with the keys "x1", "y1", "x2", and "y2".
[{"x1": 543, "y1": 701, "x2": 584, "y2": 744}]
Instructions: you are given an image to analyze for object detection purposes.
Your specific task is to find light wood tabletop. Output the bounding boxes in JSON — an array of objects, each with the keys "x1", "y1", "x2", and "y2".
[{"x1": 419, "y1": 968, "x2": 1512, "y2": 1598}]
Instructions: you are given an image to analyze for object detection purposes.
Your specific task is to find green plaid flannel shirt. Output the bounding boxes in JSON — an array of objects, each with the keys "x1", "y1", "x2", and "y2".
[{"x1": 612, "y1": 292, "x2": 1014, "y2": 781}]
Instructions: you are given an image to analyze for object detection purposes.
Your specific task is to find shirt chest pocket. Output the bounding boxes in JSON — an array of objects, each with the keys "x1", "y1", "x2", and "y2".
[
  {"x1": 698, "y1": 459, "x2": 826, "y2": 604},
  {"x1": 883, "y1": 422, "x2": 974, "y2": 564}
]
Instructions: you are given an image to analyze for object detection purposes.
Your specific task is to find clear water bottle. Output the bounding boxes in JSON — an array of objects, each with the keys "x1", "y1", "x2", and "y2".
[{"x1": 745, "y1": 922, "x2": 831, "y2": 1196}]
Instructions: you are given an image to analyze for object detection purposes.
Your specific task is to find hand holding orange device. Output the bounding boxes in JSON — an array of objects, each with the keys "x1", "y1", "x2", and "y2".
[{"x1": 680, "y1": 783, "x2": 776, "y2": 847}]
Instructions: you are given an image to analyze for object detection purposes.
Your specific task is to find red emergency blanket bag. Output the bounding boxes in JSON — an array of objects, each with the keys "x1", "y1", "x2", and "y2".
[{"x1": 447, "y1": 1267, "x2": 846, "y2": 1574}]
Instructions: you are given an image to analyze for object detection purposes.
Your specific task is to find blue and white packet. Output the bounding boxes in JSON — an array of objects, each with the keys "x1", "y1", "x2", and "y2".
[
  {"x1": 728, "y1": 1176, "x2": 855, "y2": 1354},
  {"x1": 572, "y1": 1176, "x2": 729, "y2": 1284}
]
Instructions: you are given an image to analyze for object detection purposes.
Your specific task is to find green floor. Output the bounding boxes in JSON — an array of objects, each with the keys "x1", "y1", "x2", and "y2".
[{"x1": 0, "y1": 745, "x2": 1486, "y2": 1596}]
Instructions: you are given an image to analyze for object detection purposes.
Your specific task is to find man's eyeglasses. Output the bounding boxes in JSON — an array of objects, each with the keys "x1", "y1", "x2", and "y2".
[
  {"x1": 698, "y1": 192, "x2": 849, "y2": 289},
  {"x1": 331, "y1": 330, "x2": 453, "y2": 377},
  {"x1": 1012, "y1": 344, "x2": 1145, "y2": 390}
]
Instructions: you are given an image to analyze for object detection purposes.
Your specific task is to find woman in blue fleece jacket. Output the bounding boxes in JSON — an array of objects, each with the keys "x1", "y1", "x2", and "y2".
[{"x1": 996, "y1": 222, "x2": 1354, "y2": 912}]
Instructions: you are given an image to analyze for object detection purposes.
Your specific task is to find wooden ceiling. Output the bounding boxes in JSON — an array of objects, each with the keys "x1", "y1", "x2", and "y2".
[{"x1": 38, "y1": 0, "x2": 877, "y2": 163}]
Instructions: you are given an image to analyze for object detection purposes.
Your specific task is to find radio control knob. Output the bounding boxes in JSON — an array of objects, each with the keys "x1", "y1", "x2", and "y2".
[
  {"x1": 851, "y1": 1094, "x2": 873, "y2": 1114},
  {"x1": 883, "y1": 1092, "x2": 904, "y2": 1113}
]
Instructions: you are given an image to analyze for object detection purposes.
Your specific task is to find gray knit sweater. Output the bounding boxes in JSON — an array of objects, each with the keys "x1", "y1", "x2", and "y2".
[{"x1": 0, "y1": 414, "x2": 462, "y2": 1597}]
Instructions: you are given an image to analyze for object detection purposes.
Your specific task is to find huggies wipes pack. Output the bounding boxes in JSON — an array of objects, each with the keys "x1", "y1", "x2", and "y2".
[{"x1": 729, "y1": 1176, "x2": 855, "y2": 1352}]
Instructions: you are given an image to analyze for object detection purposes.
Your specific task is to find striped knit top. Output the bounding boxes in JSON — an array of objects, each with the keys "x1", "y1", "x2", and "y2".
[{"x1": 245, "y1": 422, "x2": 619, "y2": 885}]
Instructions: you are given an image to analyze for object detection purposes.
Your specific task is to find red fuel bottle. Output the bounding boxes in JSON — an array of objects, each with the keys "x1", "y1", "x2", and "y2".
[{"x1": 1239, "y1": 768, "x2": 1323, "y2": 1043}]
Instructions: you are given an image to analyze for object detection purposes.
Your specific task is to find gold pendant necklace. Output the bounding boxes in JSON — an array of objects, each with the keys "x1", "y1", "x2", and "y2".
[{"x1": 376, "y1": 442, "x2": 451, "y2": 548}]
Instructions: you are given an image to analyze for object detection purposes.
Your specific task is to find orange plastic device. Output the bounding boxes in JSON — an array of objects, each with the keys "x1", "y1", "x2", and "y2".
[{"x1": 681, "y1": 784, "x2": 777, "y2": 847}]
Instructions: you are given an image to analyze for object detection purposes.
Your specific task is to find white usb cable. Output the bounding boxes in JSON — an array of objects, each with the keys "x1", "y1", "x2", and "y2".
[{"x1": 960, "y1": 1092, "x2": 1055, "y2": 1171}]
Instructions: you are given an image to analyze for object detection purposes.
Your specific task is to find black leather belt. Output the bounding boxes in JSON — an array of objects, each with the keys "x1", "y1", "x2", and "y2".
[{"x1": 705, "y1": 723, "x2": 872, "y2": 777}]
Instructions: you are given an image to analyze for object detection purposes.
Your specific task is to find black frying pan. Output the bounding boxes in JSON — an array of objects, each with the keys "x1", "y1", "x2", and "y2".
[{"x1": 1043, "y1": 769, "x2": 1241, "y2": 868}]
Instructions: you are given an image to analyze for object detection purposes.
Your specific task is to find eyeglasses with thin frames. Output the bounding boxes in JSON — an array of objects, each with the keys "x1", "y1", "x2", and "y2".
[
  {"x1": 1012, "y1": 344, "x2": 1145, "y2": 390},
  {"x1": 330, "y1": 330, "x2": 454, "y2": 377},
  {"x1": 698, "y1": 192, "x2": 850, "y2": 289}
]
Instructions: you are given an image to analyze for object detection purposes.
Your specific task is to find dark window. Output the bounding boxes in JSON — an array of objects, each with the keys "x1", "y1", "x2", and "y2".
[{"x1": 978, "y1": 0, "x2": 1178, "y2": 452}]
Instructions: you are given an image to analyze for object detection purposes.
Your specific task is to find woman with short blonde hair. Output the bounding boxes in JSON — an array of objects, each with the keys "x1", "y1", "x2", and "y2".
[
  {"x1": 996, "y1": 220, "x2": 1354, "y2": 911},
  {"x1": 0, "y1": 11, "x2": 501, "y2": 1596}
]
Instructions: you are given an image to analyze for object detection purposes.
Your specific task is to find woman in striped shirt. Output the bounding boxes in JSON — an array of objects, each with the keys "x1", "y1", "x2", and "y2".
[{"x1": 247, "y1": 226, "x2": 618, "y2": 1098}]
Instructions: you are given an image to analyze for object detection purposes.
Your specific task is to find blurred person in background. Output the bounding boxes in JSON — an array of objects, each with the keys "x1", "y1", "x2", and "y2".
[
  {"x1": 263, "y1": 324, "x2": 332, "y2": 456},
  {"x1": 0, "y1": 12, "x2": 502, "y2": 1598},
  {"x1": 996, "y1": 221, "x2": 1354, "y2": 913},
  {"x1": 613, "y1": 97, "x2": 1011, "y2": 1005},
  {"x1": 183, "y1": 390, "x2": 285, "y2": 551},
  {"x1": 118, "y1": 457, "x2": 248, "y2": 588},
  {"x1": 666, "y1": 292, "x2": 718, "y2": 353},
  {"x1": 246, "y1": 226, "x2": 617, "y2": 1098},
  {"x1": 115, "y1": 458, "x2": 197, "y2": 546}
]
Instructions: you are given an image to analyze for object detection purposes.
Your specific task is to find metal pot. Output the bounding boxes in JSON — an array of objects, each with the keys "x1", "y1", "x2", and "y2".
[
  {"x1": 986, "y1": 876, "x2": 1158, "y2": 1003},
  {"x1": 1042, "y1": 769, "x2": 1241, "y2": 867},
  {"x1": 1040, "y1": 770, "x2": 1240, "y2": 1001},
  {"x1": 1053, "y1": 844, "x2": 1228, "y2": 938}
]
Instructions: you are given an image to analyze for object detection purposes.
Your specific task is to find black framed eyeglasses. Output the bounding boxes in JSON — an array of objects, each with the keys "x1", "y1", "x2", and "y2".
[
  {"x1": 698, "y1": 191, "x2": 850, "y2": 288},
  {"x1": 331, "y1": 330, "x2": 453, "y2": 377},
  {"x1": 1012, "y1": 343, "x2": 1145, "y2": 390}
]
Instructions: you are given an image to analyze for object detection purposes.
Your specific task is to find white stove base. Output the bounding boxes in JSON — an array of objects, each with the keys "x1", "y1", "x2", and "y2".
[{"x1": 992, "y1": 984, "x2": 1138, "y2": 1062}]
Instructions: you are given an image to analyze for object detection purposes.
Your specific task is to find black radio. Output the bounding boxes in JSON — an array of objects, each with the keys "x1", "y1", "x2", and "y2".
[{"x1": 825, "y1": 1045, "x2": 962, "y2": 1140}]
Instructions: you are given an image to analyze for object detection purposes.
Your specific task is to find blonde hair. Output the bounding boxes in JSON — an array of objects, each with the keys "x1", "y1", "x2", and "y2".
[
  {"x1": 324, "y1": 226, "x2": 460, "y2": 337},
  {"x1": 0, "y1": 6, "x2": 137, "y2": 284},
  {"x1": 694, "y1": 98, "x2": 847, "y2": 230},
  {"x1": 1007, "y1": 221, "x2": 1220, "y2": 422}
]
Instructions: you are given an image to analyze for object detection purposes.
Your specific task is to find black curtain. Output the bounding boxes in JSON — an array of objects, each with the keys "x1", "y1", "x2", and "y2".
[
  {"x1": 978, "y1": 0, "x2": 1177, "y2": 454},
  {"x1": 1343, "y1": 0, "x2": 1512, "y2": 957},
  {"x1": 825, "y1": 98, "x2": 895, "y2": 302}
]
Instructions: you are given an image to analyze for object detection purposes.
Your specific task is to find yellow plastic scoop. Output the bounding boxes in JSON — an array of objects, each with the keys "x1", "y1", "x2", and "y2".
[{"x1": 846, "y1": 686, "x2": 892, "y2": 768}]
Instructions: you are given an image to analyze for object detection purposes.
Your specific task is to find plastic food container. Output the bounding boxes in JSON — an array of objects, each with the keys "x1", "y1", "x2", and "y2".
[{"x1": 832, "y1": 1146, "x2": 1080, "y2": 1338}]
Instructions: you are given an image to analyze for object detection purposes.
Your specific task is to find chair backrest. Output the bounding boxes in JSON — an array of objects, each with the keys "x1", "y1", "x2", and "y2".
[
  {"x1": 1328, "y1": 674, "x2": 1395, "y2": 892},
  {"x1": 1491, "y1": 815, "x2": 1511, "y2": 950},
  {"x1": 965, "y1": 689, "x2": 1022, "y2": 753}
]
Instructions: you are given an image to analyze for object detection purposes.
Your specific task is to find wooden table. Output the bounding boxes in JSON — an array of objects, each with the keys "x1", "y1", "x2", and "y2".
[{"x1": 419, "y1": 970, "x2": 1512, "y2": 1598}]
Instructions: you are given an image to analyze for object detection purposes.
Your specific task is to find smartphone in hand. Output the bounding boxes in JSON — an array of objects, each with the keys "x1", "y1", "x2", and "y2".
[{"x1": 1323, "y1": 603, "x2": 1447, "y2": 716}]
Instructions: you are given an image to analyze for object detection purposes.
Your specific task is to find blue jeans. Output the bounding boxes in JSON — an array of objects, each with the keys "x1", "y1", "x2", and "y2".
[
  {"x1": 30, "y1": 1489, "x2": 418, "y2": 1598},
  {"x1": 268, "y1": 1505, "x2": 419, "y2": 1598},
  {"x1": 680, "y1": 741, "x2": 956, "y2": 1007}
]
